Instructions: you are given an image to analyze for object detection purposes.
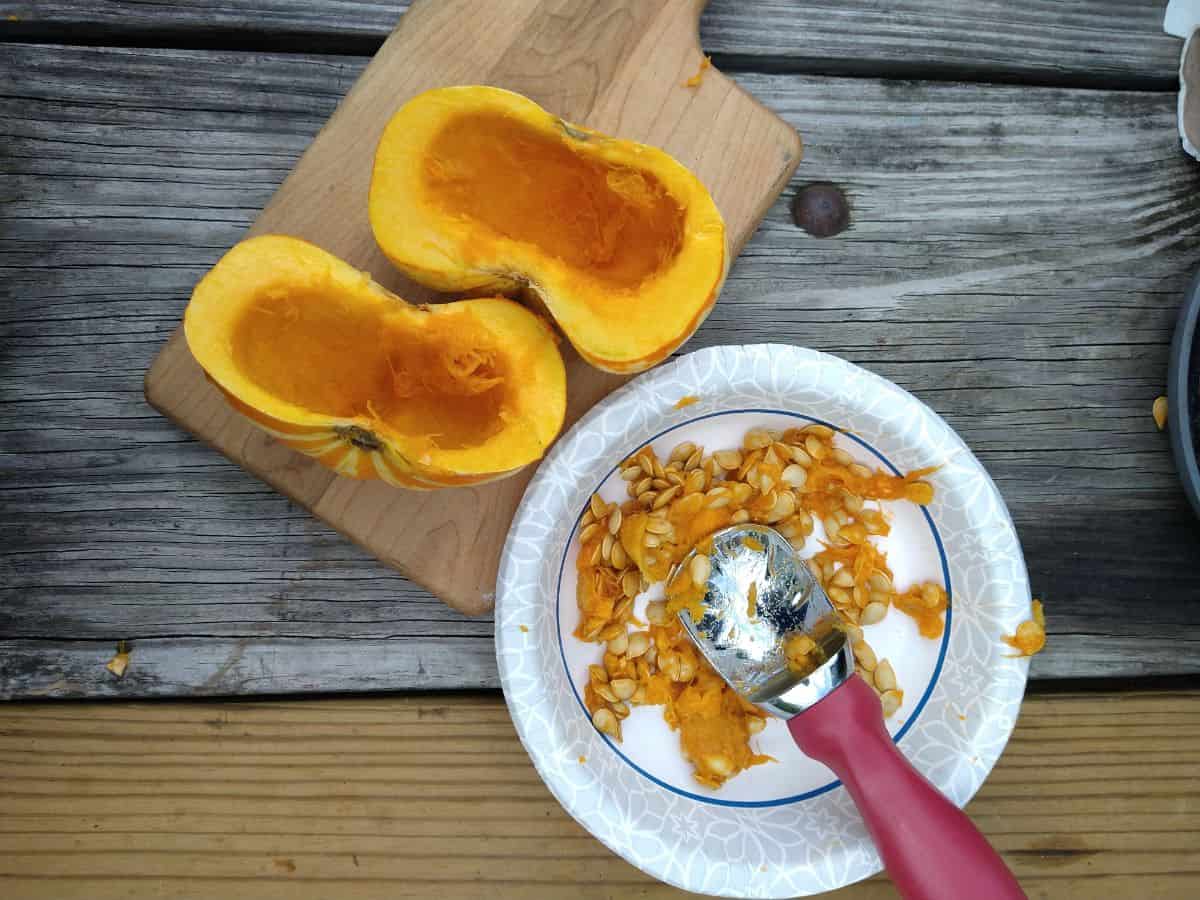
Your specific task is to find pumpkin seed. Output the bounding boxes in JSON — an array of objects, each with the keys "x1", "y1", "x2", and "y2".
[
  {"x1": 831, "y1": 568, "x2": 855, "y2": 588},
  {"x1": 611, "y1": 701, "x2": 630, "y2": 719},
  {"x1": 860, "y1": 601, "x2": 888, "y2": 626},
  {"x1": 610, "y1": 677, "x2": 637, "y2": 701},
  {"x1": 684, "y1": 447, "x2": 703, "y2": 471},
  {"x1": 589, "y1": 494, "x2": 608, "y2": 520},
  {"x1": 689, "y1": 553, "x2": 712, "y2": 586},
  {"x1": 731, "y1": 509, "x2": 750, "y2": 524},
  {"x1": 874, "y1": 658, "x2": 897, "y2": 692},
  {"x1": 713, "y1": 449, "x2": 742, "y2": 470},
  {"x1": 610, "y1": 541, "x2": 627, "y2": 570},
  {"x1": 802, "y1": 424, "x2": 835, "y2": 439},
  {"x1": 643, "y1": 534, "x2": 661, "y2": 549},
  {"x1": 645, "y1": 601, "x2": 669, "y2": 625},
  {"x1": 868, "y1": 571, "x2": 894, "y2": 593},
  {"x1": 805, "y1": 435, "x2": 827, "y2": 461},
  {"x1": 880, "y1": 690, "x2": 903, "y2": 719},
  {"x1": 637, "y1": 490, "x2": 657, "y2": 506},
  {"x1": 588, "y1": 664, "x2": 609, "y2": 684},
  {"x1": 580, "y1": 522, "x2": 601, "y2": 545},
  {"x1": 668, "y1": 441, "x2": 696, "y2": 463},
  {"x1": 853, "y1": 641, "x2": 877, "y2": 671},
  {"x1": 607, "y1": 508, "x2": 622, "y2": 535},
  {"x1": 621, "y1": 570, "x2": 641, "y2": 599},
  {"x1": 592, "y1": 707, "x2": 620, "y2": 738},
  {"x1": 607, "y1": 632, "x2": 629, "y2": 655},
  {"x1": 626, "y1": 631, "x2": 650, "y2": 658},
  {"x1": 831, "y1": 447, "x2": 854, "y2": 467},
  {"x1": 594, "y1": 682, "x2": 618, "y2": 703},
  {"x1": 601, "y1": 533, "x2": 614, "y2": 562},
  {"x1": 653, "y1": 485, "x2": 680, "y2": 509},
  {"x1": 743, "y1": 428, "x2": 772, "y2": 450},
  {"x1": 633, "y1": 476, "x2": 653, "y2": 496},
  {"x1": 644, "y1": 517, "x2": 672, "y2": 535},
  {"x1": 781, "y1": 464, "x2": 808, "y2": 488},
  {"x1": 767, "y1": 490, "x2": 796, "y2": 523},
  {"x1": 620, "y1": 465, "x2": 642, "y2": 481}
]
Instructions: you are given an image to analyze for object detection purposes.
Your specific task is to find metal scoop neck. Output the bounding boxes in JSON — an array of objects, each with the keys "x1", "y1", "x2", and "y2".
[{"x1": 672, "y1": 524, "x2": 854, "y2": 718}]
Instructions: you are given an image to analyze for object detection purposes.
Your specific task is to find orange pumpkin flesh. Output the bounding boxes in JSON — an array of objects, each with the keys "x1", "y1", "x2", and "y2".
[
  {"x1": 370, "y1": 86, "x2": 727, "y2": 374},
  {"x1": 230, "y1": 293, "x2": 511, "y2": 451},
  {"x1": 185, "y1": 235, "x2": 566, "y2": 488},
  {"x1": 423, "y1": 111, "x2": 688, "y2": 289}
]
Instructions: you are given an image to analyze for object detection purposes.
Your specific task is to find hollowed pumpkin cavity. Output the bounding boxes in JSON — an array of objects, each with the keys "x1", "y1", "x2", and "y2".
[
  {"x1": 423, "y1": 111, "x2": 687, "y2": 289},
  {"x1": 370, "y1": 86, "x2": 727, "y2": 373},
  {"x1": 230, "y1": 292, "x2": 510, "y2": 451},
  {"x1": 185, "y1": 235, "x2": 566, "y2": 488}
]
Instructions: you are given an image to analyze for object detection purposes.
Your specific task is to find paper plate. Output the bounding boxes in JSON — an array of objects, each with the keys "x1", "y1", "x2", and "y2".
[{"x1": 496, "y1": 344, "x2": 1032, "y2": 898}]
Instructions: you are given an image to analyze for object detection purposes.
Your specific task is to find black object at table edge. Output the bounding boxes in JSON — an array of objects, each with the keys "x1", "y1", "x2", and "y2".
[{"x1": 1168, "y1": 265, "x2": 1200, "y2": 520}]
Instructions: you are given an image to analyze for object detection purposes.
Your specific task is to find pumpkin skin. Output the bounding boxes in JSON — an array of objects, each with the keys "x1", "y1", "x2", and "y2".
[
  {"x1": 184, "y1": 235, "x2": 567, "y2": 488},
  {"x1": 369, "y1": 85, "x2": 727, "y2": 374}
]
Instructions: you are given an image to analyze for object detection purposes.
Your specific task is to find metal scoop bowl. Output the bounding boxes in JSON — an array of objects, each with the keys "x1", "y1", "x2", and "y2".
[{"x1": 671, "y1": 525, "x2": 1024, "y2": 900}]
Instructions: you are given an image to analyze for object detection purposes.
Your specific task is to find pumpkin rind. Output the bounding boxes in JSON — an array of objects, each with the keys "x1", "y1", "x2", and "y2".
[
  {"x1": 369, "y1": 85, "x2": 728, "y2": 374},
  {"x1": 184, "y1": 235, "x2": 566, "y2": 488}
]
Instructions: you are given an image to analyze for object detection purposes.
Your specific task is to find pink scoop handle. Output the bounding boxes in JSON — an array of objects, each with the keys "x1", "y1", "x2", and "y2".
[{"x1": 787, "y1": 675, "x2": 1025, "y2": 900}]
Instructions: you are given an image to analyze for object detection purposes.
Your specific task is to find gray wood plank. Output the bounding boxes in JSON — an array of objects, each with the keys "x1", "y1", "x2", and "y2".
[
  {"x1": 0, "y1": 1, "x2": 1185, "y2": 87},
  {"x1": 2, "y1": 43, "x2": 1199, "y2": 699}
]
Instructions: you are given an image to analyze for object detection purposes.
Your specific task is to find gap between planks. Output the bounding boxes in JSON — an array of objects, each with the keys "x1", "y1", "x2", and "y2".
[{"x1": 0, "y1": 0, "x2": 1186, "y2": 91}]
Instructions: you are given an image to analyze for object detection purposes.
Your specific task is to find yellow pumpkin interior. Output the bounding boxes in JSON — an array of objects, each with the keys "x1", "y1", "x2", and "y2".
[
  {"x1": 423, "y1": 111, "x2": 686, "y2": 290},
  {"x1": 369, "y1": 85, "x2": 729, "y2": 374},
  {"x1": 184, "y1": 235, "x2": 566, "y2": 486},
  {"x1": 230, "y1": 290, "x2": 511, "y2": 451}
]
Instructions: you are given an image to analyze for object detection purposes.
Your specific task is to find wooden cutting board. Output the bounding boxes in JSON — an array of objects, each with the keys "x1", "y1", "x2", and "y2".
[{"x1": 144, "y1": 0, "x2": 802, "y2": 616}]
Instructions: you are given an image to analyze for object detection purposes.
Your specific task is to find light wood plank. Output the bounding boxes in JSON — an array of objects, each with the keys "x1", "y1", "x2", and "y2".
[
  {"x1": 0, "y1": 0, "x2": 1184, "y2": 86},
  {"x1": 0, "y1": 690, "x2": 1196, "y2": 898},
  {"x1": 2, "y1": 43, "x2": 1200, "y2": 698}
]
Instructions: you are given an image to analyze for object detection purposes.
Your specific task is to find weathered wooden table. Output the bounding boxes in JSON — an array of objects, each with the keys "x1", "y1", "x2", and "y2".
[{"x1": 2, "y1": 2, "x2": 1199, "y2": 897}]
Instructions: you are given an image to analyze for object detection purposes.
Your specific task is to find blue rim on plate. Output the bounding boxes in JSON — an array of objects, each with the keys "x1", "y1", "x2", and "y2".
[{"x1": 554, "y1": 408, "x2": 953, "y2": 808}]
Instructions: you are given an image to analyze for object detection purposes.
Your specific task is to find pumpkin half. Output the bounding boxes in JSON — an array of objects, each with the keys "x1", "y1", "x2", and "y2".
[
  {"x1": 369, "y1": 86, "x2": 727, "y2": 374},
  {"x1": 184, "y1": 235, "x2": 566, "y2": 488}
]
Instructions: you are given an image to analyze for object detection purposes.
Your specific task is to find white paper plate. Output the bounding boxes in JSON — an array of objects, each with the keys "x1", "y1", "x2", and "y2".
[{"x1": 496, "y1": 344, "x2": 1032, "y2": 898}]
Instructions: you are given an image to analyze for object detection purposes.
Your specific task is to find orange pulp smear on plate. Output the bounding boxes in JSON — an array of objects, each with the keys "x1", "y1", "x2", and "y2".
[
  {"x1": 424, "y1": 111, "x2": 686, "y2": 289},
  {"x1": 574, "y1": 423, "x2": 949, "y2": 788},
  {"x1": 1003, "y1": 600, "x2": 1047, "y2": 657}
]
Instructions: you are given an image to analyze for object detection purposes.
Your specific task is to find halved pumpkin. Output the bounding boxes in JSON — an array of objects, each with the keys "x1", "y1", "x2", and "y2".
[
  {"x1": 369, "y1": 85, "x2": 727, "y2": 374},
  {"x1": 183, "y1": 235, "x2": 566, "y2": 488}
]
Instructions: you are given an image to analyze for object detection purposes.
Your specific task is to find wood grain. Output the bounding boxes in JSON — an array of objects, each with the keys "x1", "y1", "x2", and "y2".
[
  {"x1": 0, "y1": 690, "x2": 1196, "y2": 898},
  {"x1": 3, "y1": 42, "x2": 1200, "y2": 698},
  {"x1": 141, "y1": 0, "x2": 803, "y2": 618},
  {"x1": 0, "y1": 0, "x2": 1185, "y2": 87}
]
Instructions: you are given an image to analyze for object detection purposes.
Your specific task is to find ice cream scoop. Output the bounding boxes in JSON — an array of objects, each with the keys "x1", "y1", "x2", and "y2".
[{"x1": 670, "y1": 524, "x2": 1025, "y2": 900}]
